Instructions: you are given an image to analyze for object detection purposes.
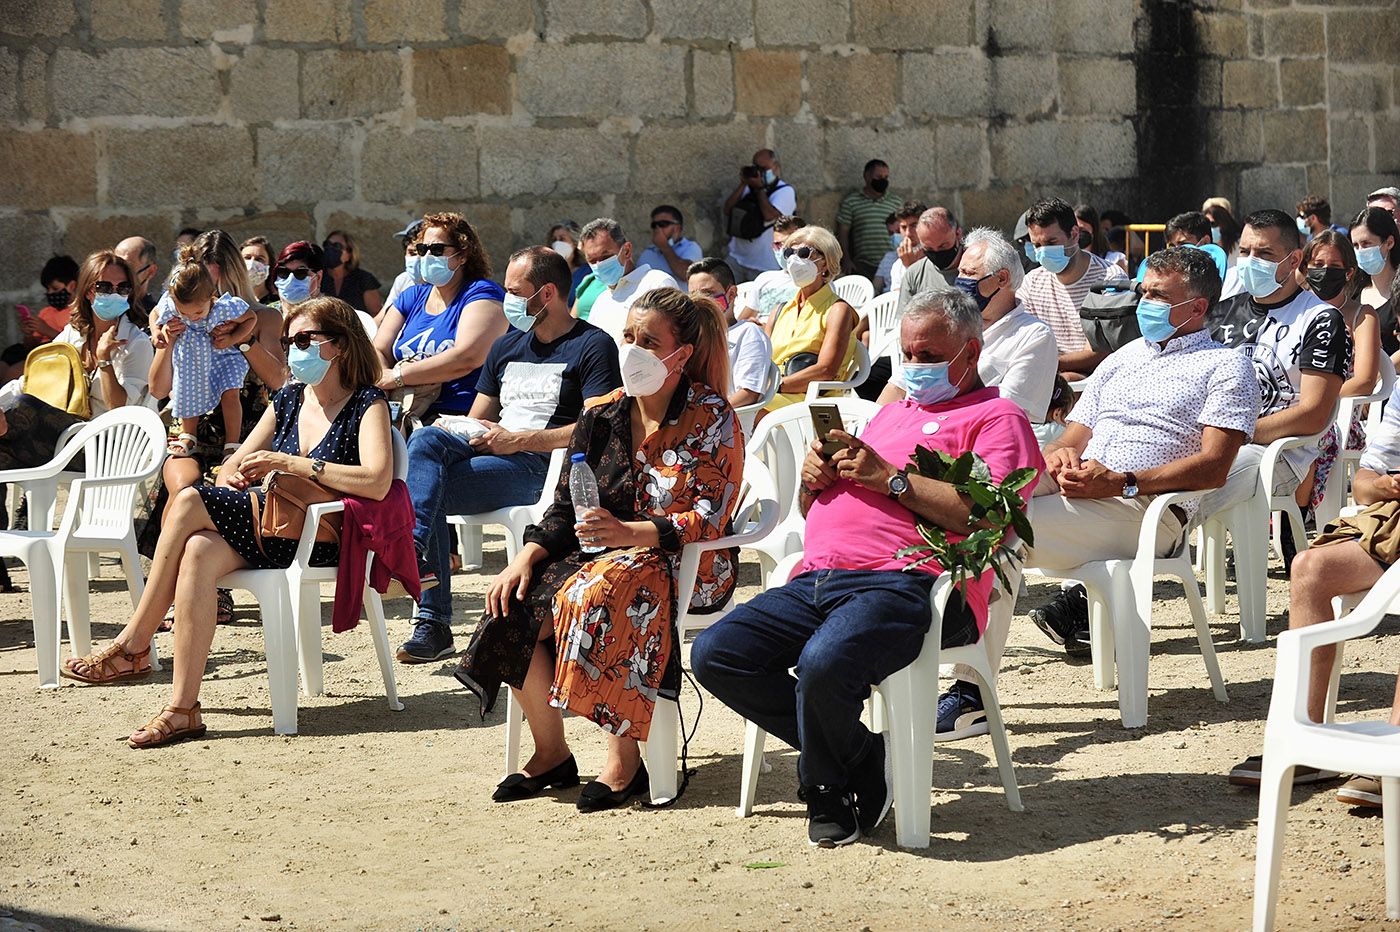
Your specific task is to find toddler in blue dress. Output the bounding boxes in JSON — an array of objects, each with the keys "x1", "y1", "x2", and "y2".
[{"x1": 154, "y1": 259, "x2": 258, "y2": 460}]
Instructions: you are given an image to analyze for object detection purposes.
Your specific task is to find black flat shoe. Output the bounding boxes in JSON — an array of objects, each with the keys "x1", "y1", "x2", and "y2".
[
  {"x1": 576, "y1": 763, "x2": 649, "y2": 813},
  {"x1": 492, "y1": 755, "x2": 580, "y2": 802}
]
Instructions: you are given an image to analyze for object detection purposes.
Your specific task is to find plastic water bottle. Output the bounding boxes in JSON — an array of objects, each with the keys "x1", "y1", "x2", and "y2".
[{"x1": 570, "y1": 452, "x2": 605, "y2": 554}]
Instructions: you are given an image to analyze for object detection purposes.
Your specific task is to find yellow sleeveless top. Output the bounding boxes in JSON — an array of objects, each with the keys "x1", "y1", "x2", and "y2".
[{"x1": 765, "y1": 283, "x2": 856, "y2": 410}]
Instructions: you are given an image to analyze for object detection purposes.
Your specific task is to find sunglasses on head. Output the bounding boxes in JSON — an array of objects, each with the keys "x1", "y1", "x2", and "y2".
[
  {"x1": 277, "y1": 267, "x2": 316, "y2": 280},
  {"x1": 93, "y1": 281, "x2": 133, "y2": 296},
  {"x1": 280, "y1": 330, "x2": 342, "y2": 350},
  {"x1": 781, "y1": 245, "x2": 821, "y2": 261},
  {"x1": 413, "y1": 243, "x2": 457, "y2": 257}
]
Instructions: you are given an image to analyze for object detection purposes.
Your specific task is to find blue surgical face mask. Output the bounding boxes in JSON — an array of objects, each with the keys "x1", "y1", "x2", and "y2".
[
  {"x1": 1023, "y1": 241, "x2": 1036, "y2": 262},
  {"x1": 773, "y1": 247, "x2": 786, "y2": 267},
  {"x1": 954, "y1": 274, "x2": 1000, "y2": 313},
  {"x1": 1237, "y1": 255, "x2": 1286, "y2": 299},
  {"x1": 287, "y1": 342, "x2": 334, "y2": 386},
  {"x1": 763, "y1": 168, "x2": 777, "y2": 186},
  {"x1": 276, "y1": 274, "x2": 312, "y2": 304},
  {"x1": 503, "y1": 285, "x2": 544, "y2": 332},
  {"x1": 1211, "y1": 225, "x2": 1223, "y2": 245},
  {"x1": 91, "y1": 292, "x2": 129, "y2": 321},
  {"x1": 420, "y1": 254, "x2": 457, "y2": 287},
  {"x1": 592, "y1": 252, "x2": 625, "y2": 287},
  {"x1": 1136, "y1": 296, "x2": 1195, "y2": 344},
  {"x1": 404, "y1": 254, "x2": 422, "y2": 283},
  {"x1": 1033, "y1": 243, "x2": 1076, "y2": 274},
  {"x1": 902, "y1": 344, "x2": 968, "y2": 406},
  {"x1": 1296, "y1": 215, "x2": 1310, "y2": 237},
  {"x1": 1358, "y1": 245, "x2": 1387, "y2": 277},
  {"x1": 890, "y1": 232, "x2": 904, "y2": 249}
]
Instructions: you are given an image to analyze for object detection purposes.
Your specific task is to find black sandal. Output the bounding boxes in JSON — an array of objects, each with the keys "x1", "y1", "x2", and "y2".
[{"x1": 492, "y1": 755, "x2": 580, "y2": 802}]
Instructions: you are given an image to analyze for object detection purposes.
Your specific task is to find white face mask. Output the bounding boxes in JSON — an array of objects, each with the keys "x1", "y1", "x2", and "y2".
[
  {"x1": 245, "y1": 259, "x2": 269, "y2": 287},
  {"x1": 619, "y1": 343, "x2": 683, "y2": 398},
  {"x1": 552, "y1": 239, "x2": 575, "y2": 262},
  {"x1": 786, "y1": 255, "x2": 819, "y2": 287}
]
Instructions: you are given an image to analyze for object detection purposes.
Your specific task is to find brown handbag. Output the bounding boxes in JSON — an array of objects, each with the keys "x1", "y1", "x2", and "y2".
[{"x1": 249, "y1": 469, "x2": 343, "y2": 555}]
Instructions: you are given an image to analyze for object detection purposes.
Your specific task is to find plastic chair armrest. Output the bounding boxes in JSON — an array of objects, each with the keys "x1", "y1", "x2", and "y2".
[
  {"x1": 1133, "y1": 489, "x2": 1209, "y2": 563},
  {"x1": 294, "y1": 501, "x2": 347, "y2": 565}
]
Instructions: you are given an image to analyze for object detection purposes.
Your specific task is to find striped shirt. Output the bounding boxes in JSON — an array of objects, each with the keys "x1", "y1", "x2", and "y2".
[
  {"x1": 1018, "y1": 252, "x2": 1128, "y2": 354},
  {"x1": 836, "y1": 190, "x2": 904, "y2": 268}
]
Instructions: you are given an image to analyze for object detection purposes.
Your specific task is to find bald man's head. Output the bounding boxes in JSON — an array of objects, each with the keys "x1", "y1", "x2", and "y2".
[{"x1": 115, "y1": 236, "x2": 158, "y2": 298}]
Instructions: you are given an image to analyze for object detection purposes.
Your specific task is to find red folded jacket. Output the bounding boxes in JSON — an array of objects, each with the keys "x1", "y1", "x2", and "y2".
[{"x1": 333, "y1": 479, "x2": 421, "y2": 633}]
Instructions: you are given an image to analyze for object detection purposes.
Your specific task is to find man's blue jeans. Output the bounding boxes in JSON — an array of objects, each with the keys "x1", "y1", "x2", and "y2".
[
  {"x1": 405, "y1": 427, "x2": 549, "y2": 627},
  {"x1": 692, "y1": 568, "x2": 975, "y2": 789}
]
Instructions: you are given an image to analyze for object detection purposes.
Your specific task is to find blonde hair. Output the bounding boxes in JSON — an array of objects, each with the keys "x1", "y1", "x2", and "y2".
[
  {"x1": 325, "y1": 229, "x2": 361, "y2": 271},
  {"x1": 1202, "y1": 196, "x2": 1234, "y2": 216},
  {"x1": 282, "y1": 297, "x2": 381, "y2": 392},
  {"x1": 787, "y1": 225, "x2": 843, "y2": 283},
  {"x1": 184, "y1": 230, "x2": 255, "y2": 303},
  {"x1": 631, "y1": 287, "x2": 729, "y2": 397}
]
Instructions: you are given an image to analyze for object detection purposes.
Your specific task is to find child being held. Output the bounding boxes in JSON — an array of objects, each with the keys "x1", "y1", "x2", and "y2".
[
  {"x1": 1032, "y1": 374, "x2": 1077, "y2": 448},
  {"x1": 154, "y1": 257, "x2": 258, "y2": 460}
]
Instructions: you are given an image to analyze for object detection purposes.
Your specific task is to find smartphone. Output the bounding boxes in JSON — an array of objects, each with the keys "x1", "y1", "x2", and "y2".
[
  {"x1": 387, "y1": 400, "x2": 403, "y2": 423},
  {"x1": 809, "y1": 403, "x2": 847, "y2": 458},
  {"x1": 15, "y1": 304, "x2": 31, "y2": 322}
]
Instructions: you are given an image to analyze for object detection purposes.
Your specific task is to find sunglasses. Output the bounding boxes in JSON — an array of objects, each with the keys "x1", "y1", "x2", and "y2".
[
  {"x1": 781, "y1": 245, "x2": 822, "y2": 261},
  {"x1": 93, "y1": 281, "x2": 134, "y2": 295},
  {"x1": 650, "y1": 219, "x2": 678, "y2": 230},
  {"x1": 413, "y1": 243, "x2": 458, "y2": 257},
  {"x1": 280, "y1": 330, "x2": 342, "y2": 350},
  {"x1": 277, "y1": 267, "x2": 316, "y2": 280}
]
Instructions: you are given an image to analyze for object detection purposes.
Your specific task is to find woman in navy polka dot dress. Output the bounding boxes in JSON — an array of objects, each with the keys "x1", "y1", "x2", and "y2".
[{"x1": 61, "y1": 297, "x2": 396, "y2": 748}]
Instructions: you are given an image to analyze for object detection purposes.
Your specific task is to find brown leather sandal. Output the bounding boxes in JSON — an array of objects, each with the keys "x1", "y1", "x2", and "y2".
[
  {"x1": 59, "y1": 642, "x2": 152, "y2": 685},
  {"x1": 128, "y1": 703, "x2": 207, "y2": 749}
]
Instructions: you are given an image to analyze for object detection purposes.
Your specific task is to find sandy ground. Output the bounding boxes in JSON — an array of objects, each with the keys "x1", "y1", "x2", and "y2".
[{"x1": 1, "y1": 535, "x2": 1397, "y2": 932}]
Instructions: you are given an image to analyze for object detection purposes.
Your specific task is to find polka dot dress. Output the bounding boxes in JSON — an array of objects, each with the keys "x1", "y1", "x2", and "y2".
[{"x1": 197, "y1": 383, "x2": 386, "y2": 570}]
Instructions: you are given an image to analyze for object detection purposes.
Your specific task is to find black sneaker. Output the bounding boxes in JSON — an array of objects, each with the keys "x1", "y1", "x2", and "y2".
[
  {"x1": 1227, "y1": 754, "x2": 1339, "y2": 788},
  {"x1": 396, "y1": 620, "x2": 455, "y2": 664},
  {"x1": 936, "y1": 681, "x2": 989, "y2": 742},
  {"x1": 805, "y1": 785, "x2": 861, "y2": 848},
  {"x1": 1029, "y1": 584, "x2": 1090, "y2": 655},
  {"x1": 849, "y1": 734, "x2": 893, "y2": 834}
]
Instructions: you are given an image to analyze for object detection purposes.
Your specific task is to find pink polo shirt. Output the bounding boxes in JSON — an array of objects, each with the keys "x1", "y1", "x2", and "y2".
[{"x1": 800, "y1": 387, "x2": 1045, "y2": 632}]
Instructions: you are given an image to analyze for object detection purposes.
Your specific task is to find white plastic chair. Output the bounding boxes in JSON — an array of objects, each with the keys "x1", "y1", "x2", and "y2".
[
  {"x1": 448, "y1": 447, "x2": 568, "y2": 571},
  {"x1": 1315, "y1": 358, "x2": 1397, "y2": 530},
  {"x1": 735, "y1": 282, "x2": 755, "y2": 313},
  {"x1": 860, "y1": 291, "x2": 902, "y2": 360},
  {"x1": 1201, "y1": 403, "x2": 1339, "y2": 643},
  {"x1": 736, "y1": 551, "x2": 1024, "y2": 848},
  {"x1": 1025, "y1": 490, "x2": 1227, "y2": 729},
  {"x1": 803, "y1": 341, "x2": 872, "y2": 401},
  {"x1": 356, "y1": 310, "x2": 377, "y2": 341},
  {"x1": 501, "y1": 458, "x2": 779, "y2": 806},
  {"x1": 743, "y1": 398, "x2": 880, "y2": 581},
  {"x1": 831, "y1": 274, "x2": 874, "y2": 310},
  {"x1": 734, "y1": 361, "x2": 780, "y2": 439},
  {"x1": 217, "y1": 430, "x2": 409, "y2": 735},
  {"x1": 1252, "y1": 560, "x2": 1400, "y2": 929},
  {"x1": 0, "y1": 407, "x2": 167, "y2": 688}
]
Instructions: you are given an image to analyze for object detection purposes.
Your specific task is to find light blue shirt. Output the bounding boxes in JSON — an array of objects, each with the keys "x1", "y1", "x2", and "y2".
[{"x1": 637, "y1": 238, "x2": 703, "y2": 277}]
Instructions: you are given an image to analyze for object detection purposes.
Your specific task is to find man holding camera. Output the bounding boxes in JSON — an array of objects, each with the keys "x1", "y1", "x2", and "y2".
[{"x1": 724, "y1": 149, "x2": 797, "y2": 283}]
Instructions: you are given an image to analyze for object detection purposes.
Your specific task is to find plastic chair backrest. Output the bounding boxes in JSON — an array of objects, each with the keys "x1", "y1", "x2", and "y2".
[
  {"x1": 734, "y1": 361, "x2": 781, "y2": 437},
  {"x1": 23, "y1": 342, "x2": 89, "y2": 419},
  {"x1": 390, "y1": 427, "x2": 408, "y2": 481},
  {"x1": 357, "y1": 310, "x2": 378, "y2": 341},
  {"x1": 862, "y1": 292, "x2": 902, "y2": 359},
  {"x1": 831, "y1": 275, "x2": 874, "y2": 310},
  {"x1": 747, "y1": 398, "x2": 880, "y2": 530},
  {"x1": 63, "y1": 407, "x2": 166, "y2": 535},
  {"x1": 735, "y1": 282, "x2": 755, "y2": 312}
]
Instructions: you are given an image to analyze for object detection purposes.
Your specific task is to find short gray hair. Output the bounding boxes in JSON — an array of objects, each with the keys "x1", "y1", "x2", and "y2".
[
  {"x1": 580, "y1": 217, "x2": 626, "y2": 247},
  {"x1": 963, "y1": 227, "x2": 1024, "y2": 289},
  {"x1": 917, "y1": 206, "x2": 958, "y2": 232},
  {"x1": 1145, "y1": 245, "x2": 1222, "y2": 309},
  {"x1": 904, "y1": 288, "x2": 982, "y2": 343}
]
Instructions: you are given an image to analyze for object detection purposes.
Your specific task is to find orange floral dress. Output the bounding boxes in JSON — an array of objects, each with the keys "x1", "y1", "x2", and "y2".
[{"x1": 457, "y1": 377, "x2": 743, "y2": 741}]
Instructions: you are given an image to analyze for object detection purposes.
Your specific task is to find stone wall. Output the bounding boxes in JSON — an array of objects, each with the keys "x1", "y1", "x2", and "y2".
[{"x1": 0, "y1": 0, "x2": 1397, "y2": 330}]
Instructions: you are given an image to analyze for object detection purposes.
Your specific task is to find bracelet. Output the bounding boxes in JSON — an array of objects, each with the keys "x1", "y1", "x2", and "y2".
[
  {"x1": 393, "y1": 362, "x2": 405, "y2": 388},
  {"x1": 96, "y1": 358, "x2": 113, "y2": 369}
]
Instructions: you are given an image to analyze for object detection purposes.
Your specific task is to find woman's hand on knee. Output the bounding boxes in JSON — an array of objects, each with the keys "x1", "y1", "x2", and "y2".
[{"x1": 486, "y1": 561, "x2": 532, "y2": 618}]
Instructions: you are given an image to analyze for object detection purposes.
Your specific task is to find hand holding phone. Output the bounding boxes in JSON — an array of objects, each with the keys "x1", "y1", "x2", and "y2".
[
  {"x1": 809, "y1": 403, "x2": 847, "y2": 459},
  {"x1": 16, "y1": 304, "x2": 31, "y2": 322}
]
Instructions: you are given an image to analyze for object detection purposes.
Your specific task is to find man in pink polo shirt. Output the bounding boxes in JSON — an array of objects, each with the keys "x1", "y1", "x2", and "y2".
[{"x1": 693, "y1": 291, "x2": 1043, "y2": 848}]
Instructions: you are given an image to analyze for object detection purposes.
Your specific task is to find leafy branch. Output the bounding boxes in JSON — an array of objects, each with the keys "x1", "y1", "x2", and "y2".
[{"x1": 893, "y1": 448, "x2": 1037, "y2": 596}]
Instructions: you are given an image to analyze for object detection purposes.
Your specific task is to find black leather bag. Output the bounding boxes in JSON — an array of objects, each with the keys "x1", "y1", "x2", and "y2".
[{"x1": 1079, "y1": 282, "x2": 1143, "y2": 354}]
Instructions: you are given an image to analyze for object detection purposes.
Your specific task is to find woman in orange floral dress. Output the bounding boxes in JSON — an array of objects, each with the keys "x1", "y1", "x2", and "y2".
[{"x1": 458, "y1": 288, "x2": 743, "y2": 811}]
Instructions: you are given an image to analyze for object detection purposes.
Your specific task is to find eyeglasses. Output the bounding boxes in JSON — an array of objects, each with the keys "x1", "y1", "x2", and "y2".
[
  {"x1": 277, "y1": 267, "x2": 316, "y2": 280},
  {"x1": 413, "y1": 243, "x2": 458, "y2": 257},
  {"x1": 93, "y1": 281, "x2": 134, "y2": 295},
  {"x1": 781, "y1": 245, "x2": 821, "y2": 261},
  {"x1": 280, "y1": 330, "x2": 342, "y2": 350},
  {"x1": 650, "y1": 219, "x2": 678, "y2": 230}
]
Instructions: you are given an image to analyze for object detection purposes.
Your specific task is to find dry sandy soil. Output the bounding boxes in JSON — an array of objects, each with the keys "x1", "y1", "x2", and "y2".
[{"x1": 1, "y1": 536, "x2": 1397, "y2": 932}]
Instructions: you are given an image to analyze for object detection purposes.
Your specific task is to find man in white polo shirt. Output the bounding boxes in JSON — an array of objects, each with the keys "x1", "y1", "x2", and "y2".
[{"x1": 578, "y1": 217, "x2": 678, "y2": 343}]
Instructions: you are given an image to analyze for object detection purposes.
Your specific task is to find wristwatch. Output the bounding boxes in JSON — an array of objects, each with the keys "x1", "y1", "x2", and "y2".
[
  {"x1": 887, "y1": 467, "x2": 911, "y2": 499},
  {"x1": 393, "y1": 362, "x2": 405, "y2": 389},
  {"x1": 1122, "y1": 471, "x2": 1139, "y2": 499},
  {"x1": 237, "y1": 341, "x2": 253, "y2": 353},
  {"x1": 310, "y1": 458, "x2": 326, "y2": 480},
  {"x1": 96, "y1": 357, "x2": 113, "y2": 369}
]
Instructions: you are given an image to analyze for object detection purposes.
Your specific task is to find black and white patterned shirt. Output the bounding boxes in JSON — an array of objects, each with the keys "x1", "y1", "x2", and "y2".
[{"x1": 1071, "y1": 328, "x2": 1260, "y2": 516}]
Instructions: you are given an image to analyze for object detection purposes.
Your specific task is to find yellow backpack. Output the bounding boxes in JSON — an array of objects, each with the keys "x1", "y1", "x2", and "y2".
[{"x1": 23, "y1": 342, "x2": 90, "y2": 419}]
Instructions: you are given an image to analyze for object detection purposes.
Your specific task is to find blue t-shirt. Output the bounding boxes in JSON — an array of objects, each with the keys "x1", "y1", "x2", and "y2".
[
  {"x1": 393, "y1": 278, "x2": 506, "y2": 414},
  {"x1": 474, "y1": 318, "x2": 622, "y2": 442}
]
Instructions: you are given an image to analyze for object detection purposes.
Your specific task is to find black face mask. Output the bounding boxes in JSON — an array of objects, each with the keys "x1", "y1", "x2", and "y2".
[
  {"x1": 322, "y1": 243, "x2": 344, "y2": 268},
  {"x1": 870, "y1": 177, "x2": 890, "y2": 194},
  {"x1": 925, "y1": 245, "x2": 959, "y2": 270},
  {"x1": 1306, "y1": 266, "x2": 1350, "y2": 301},
  {"x1": 1077, "y1": 228, "x2": 1093, "y2": 250},
  {"x1": 45, "y1": 289, "x2": 71, "y2": 309}
]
